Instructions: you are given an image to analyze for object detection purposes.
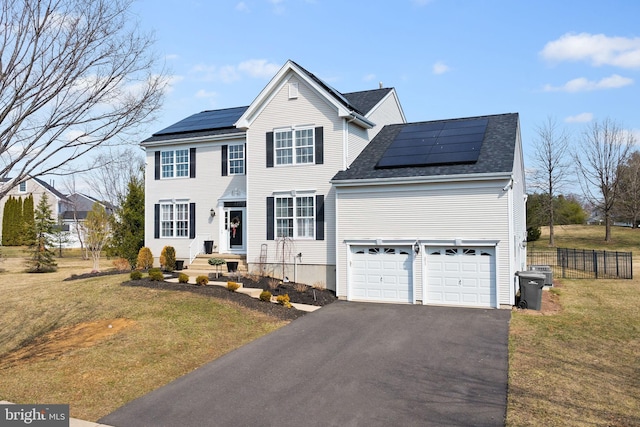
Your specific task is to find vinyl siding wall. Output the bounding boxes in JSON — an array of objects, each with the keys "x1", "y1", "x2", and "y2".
[
  {"x1": 144, "y1": 136, "x2": 246, "y2": 264},
  {"x1": 335, "y1": 180, "x2": 513, "y2": 305},
  {"x1": 245, "y1": 74, "x2": 344, "y2": 288}
]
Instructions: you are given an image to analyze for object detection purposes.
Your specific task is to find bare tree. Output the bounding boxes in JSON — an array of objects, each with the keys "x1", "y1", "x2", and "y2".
[
  {"x1": 0, "y1": 0, "x2": 165, "y2": 198},
  {"x1": 83, "y1": 147, "x2": 145, "y2": 207},
  {"x1": 84, "y1": 203, "x2": 110, "y2": 271},
  {"x1": 574, "y1": 118, "x2": 635, "y2": 241},
  {"x1": 614, "y1": 151, "x2": 640, "y2": 228},
  {"x1": 530, "y1": 117, "x2": 571, "y2": 246}
]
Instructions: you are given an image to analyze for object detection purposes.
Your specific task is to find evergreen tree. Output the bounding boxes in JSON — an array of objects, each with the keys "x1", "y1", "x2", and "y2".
[
  {"x1": 27, "y1": 193, "x2": 57, "y2": 272},
  {"x1": 22, "y1": 194, "x2": 35, "y2": 245},
  {"x1": 2, "y1": 196, "x2": 22, "y2": 246},
  {"x1": 107, "y1": 176, "x2": 145, "y2": 268},
  {"x1": 2, "y1": 196, "x2": 13, "y2": 245}
]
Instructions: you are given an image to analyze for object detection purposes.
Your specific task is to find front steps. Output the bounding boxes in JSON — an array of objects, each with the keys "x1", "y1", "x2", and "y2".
[{"x1": 181, "y1": 253, "x2": 248, "y2": 277}]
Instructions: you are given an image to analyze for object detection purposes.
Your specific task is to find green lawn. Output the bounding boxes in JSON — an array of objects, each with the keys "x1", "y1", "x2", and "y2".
[
  {"x1": 0, "y1": 250, "x2": 286, "y2": 421},
  {"x1": 506, "y1": 225, "x2": 640, "y2": 426}
]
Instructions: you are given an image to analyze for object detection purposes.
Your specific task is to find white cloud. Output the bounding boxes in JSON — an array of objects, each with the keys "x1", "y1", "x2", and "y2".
[
  {"x1": 195, "y1": 89, "x2": 217, "y2": 99},
  {"x1": 191, "y1": 59, "x2": 281, "y2": 83},
  {"x1": 238, "y1": 59, "x2": 280, "y2": 78},
  {"x1": 565, "y1": 113, "x2": 593, "y2": 123},
  {"x1": 269, "y1": 0, "x2": 285, "y2": 14},
  {"x1": 543, "y1": 74, "x2": 633, "y2": 92},
  {"x1": 236, "y1": 2, "x2": 250, "y2": 12},
  {"x1": 363, "y1": 73, "x2": 376, "y2": 82},
  {"x1": 541, "y1": 32, "x2": 640, "y2": 68},
  {"x1": 165, "y1": 54, "x2": 180, "y2": 61},
  {"x1": 432, "y1": 61, "x2": 450, "y2": 75}
]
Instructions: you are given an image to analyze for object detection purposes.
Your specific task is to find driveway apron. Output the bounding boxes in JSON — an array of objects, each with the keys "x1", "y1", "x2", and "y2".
[{"x1": 100, "y1": 301, "x2": 511, "y2": 427}]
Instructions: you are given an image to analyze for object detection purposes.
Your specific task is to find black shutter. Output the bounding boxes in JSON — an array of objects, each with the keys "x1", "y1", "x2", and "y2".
[
  {"x1": 315, "y1": 127, "x2": 323, "y2": 165},
  {"x1": 315, "y1": 195, "x2": 324, "y2": 240},
  {"x1": 154, "y1": 152, "x2": 161, "y2": 180},
  {"x1": 266, "y1": 197, "x2": 274, "y2": 240},
  {"x1": 266, "y1": 132, "x2": 274, "y2": 168},
  {"x1": 189, "y1": 147, "x2": 196, "y2": 178},
  {"x1": 154, "y1": 204, "x2": 160, "y2": 238},
  {"x1": 221, "y1": 145, "x2": 228, "y2": 176},
  {"x1": 189, "y1": 203, "x2": 196, "y2": 239}
]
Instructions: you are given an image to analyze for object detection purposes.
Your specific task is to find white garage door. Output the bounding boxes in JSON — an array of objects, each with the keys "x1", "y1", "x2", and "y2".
[
  {"x1": 350, "y1": 246, "x2": 412, "y2": 303},
  {"x1": 426, "y1": 246, "x2": 496, "y2": 308}
]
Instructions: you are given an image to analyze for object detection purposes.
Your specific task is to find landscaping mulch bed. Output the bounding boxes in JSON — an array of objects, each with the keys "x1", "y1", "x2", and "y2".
[
  {"x1": 209, "y1": 276, "x2": 337, "y2": 307},
  {"x1": 122, "y1": 278, "x2": 310, "y2": 321}
]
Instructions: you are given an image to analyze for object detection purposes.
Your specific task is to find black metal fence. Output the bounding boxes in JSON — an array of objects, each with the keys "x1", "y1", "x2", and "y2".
[{"x1": 527, "y1": 248, "x2": 633, "y2": 280}]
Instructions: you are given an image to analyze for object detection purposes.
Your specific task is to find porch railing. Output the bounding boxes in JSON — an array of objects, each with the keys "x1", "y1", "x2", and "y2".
[{"x1": 189, "y1": 233, "x2": 212, "y2": 264}]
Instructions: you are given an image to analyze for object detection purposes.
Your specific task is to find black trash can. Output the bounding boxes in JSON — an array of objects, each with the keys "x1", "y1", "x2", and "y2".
[
  {"x1": 204, "y1": 240, "x2": 214, "y2": 254},
  {"x1": 175, "y1": 260, "x2": 184, "y2": 271},
  {"x1": 516, "y1": 271, "x2": 546, "y2": 310},
  {"x1": 226, "y1": 261, "x2": 238, "y2": 272}
]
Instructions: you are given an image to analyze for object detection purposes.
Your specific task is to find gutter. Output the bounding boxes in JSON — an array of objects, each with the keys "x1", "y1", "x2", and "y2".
[
  {"x1": 141, "y1": 131, "x2": 247, "y2": 148},
  {"x1": 331, "y1": 171, "x2": 514, "y2": 187}
]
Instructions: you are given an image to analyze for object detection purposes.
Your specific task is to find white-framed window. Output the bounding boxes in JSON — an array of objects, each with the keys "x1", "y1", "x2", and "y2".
[
  {"x1": 18, "y1": 181, "x2": 26, "y2": 192},
  {"x1": 275, "y1": 195, "x2": 314, "y2": 238},
  {"x1": 275, "y1": 128, "x2": 314, "y2": 165},
  {"x1": 160, "y1": 202, "x2": 189, "y2": 237},
  {"x1": 228, "y1": 144, "x2": 245, "y2": 175},
  {"x1": 161, "y1": 149, "x2": 189, "y2": 178}
]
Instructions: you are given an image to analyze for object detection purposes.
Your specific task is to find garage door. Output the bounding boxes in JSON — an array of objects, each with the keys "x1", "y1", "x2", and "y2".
[
  {"x1": 350, "y1": 246, "x2": 413, "y2": 303},
  {"x1": 426, "y1": 246, "x2": 496, "y2": 308}
]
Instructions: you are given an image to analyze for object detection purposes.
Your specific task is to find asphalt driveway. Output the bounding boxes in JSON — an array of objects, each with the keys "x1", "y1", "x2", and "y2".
[{"x1": 100, "y1": 302, "x2": 511, "y2": 427}]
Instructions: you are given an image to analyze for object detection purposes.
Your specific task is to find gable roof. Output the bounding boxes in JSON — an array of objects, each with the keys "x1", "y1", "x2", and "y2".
[
  {"x1": 342, "y1": 88, "x2": 394, "y2": 117},
  {"x1": 0, "y1": 176, "x2": 68, "y2": 200},
  {"x1": 332, "y1": 113, "x2": 519, "y2": 183},
  {"x1": 235, "y1": 60, "x2": 379, "y2": 129}
]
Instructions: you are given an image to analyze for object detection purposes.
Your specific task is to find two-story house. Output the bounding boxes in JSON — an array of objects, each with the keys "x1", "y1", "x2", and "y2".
[{"x1": 143, "y1": 60, "x2": 526, "y2": 308}]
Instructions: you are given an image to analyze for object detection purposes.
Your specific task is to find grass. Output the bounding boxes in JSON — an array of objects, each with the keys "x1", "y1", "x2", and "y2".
[
  {"x1": 0, "y1": 248, "x2": 286, "y2": 421},
  {"x1": 528, "y1": 224, "x2": 640, "y2": 252},
  {"x1": 507, "y1": 225, "x2": 640, "y2": 426}
]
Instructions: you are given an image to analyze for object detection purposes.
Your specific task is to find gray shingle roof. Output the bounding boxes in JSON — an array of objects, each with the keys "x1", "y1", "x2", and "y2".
[
  {"x1": 332, "y1": 113, "x2": 519, "y2": 182},
  {"x1": 342, "y1": 88, "x2": 393, "y2": 117}
]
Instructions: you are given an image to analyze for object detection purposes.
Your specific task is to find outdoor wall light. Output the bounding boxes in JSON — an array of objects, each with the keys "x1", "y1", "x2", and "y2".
[
  {"x1": 414, "y1": 242, "x2": 420, "y2": 255},
  {"x1": 210, "y1": 208, "x2": 215, "y2": 218}
]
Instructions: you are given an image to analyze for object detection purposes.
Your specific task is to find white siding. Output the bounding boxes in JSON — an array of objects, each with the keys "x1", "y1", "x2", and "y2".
[
  {"x1": 335, "y1": 180, "x2": 513, "y2": 305},
  {"x1": 245, "y1": 73, "x2": 342, "y2": 287},
  {"x1": 144, "y1": 136, "x2": 246, "y2": 264}
]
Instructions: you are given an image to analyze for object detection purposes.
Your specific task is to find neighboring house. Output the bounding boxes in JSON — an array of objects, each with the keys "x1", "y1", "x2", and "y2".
[
  {"x1": 0, "y1": 176, "x2": 68, "y2": 241},
  {"x1": 60, "y1": 193, "x2": 115, "y2": 248},
  {"x1": 143, "y1": 60, "x2": 526, "y2": 308},
  {"x1": 0, "y1": 178, "x2": 112, "y2": 248}
]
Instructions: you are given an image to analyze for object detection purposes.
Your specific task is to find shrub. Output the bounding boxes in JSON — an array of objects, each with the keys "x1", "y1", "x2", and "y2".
[
  {"x1": 276, "y1": 293, "x2": 292, "y2": 308},
  {"x1": 293, "y1": 282, "x2": 307, "y2": 292},
  {"x1": 160, "y1": 246, "x2": 177, "y2": 271},
  {"x1": 227, "y1": 281, "x2": 240, "y2": 292},
  {"x1": 267, "y1": 278, "x2": 280, "y2": 290},
  {"x1": 130, "y1": 270, "x2": 142, "y2": 280},
  {"x1": 259, "y1": 290, "x2": 272, "y2": 302},
  {"x1": 148, "y1": 268, "x2": 164, "y2": 281},
  {"x1": 136, "y1": 247, "x2": 154, "y2": 270},
  {"x1": 196, "y1": 275, "x2": 209, "y2": 286},
  {"x1": 312, "y1": 281, "x2": 326, "y2": 290},
  {"x1": 527, "y1": 226, "x2": 541, "y2": 242},
  {"x1": 178, "y1": 273, "x2": 189, "y2": 283},
  {"x1": 112, "y1": 257, "x2": 132, "y2": 271}
]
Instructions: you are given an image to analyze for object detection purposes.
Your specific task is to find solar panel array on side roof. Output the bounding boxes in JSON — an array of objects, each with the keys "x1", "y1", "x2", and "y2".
[
  {"x1": 376, "y1": 118, "x2": 488, "y2": 168},
  {"x1": 153, "y1": 106, "x2": 248, "y2": 136}
]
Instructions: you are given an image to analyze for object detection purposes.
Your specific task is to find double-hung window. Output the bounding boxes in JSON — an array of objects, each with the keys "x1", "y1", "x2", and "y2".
[
  {"x1": 275, "y1": 128, "x2": 314, "y2": 165},
  {"x1": 228, "y1": 144, "x2": 245, "y2": 175},
  {"x1": 161, "y1": 149, "x2": 189, "y2": 178},
  {"x1": 160, "y1": 202, "x2": 189, "y2": 237},
  {"x1": 275, "y1": 195, "x2": 314, "y2": 238}
]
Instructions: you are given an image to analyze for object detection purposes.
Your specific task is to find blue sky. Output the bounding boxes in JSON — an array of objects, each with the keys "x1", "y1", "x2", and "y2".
[{"x1": 131, "y1": 0, "x2": 640, "y2": 177}]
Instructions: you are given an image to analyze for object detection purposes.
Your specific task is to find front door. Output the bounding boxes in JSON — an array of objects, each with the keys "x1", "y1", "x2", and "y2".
[{"x1": 228, "y1": 210, "x2": 243, "y2": 249}]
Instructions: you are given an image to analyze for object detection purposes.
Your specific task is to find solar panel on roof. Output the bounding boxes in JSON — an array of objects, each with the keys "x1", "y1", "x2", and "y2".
[
  {"x1": 375, "y1": 118, "x2": 488, "y2": 169},
  {"x1": 154, "y1": 106, "x2": 248, "y2": 136}
]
